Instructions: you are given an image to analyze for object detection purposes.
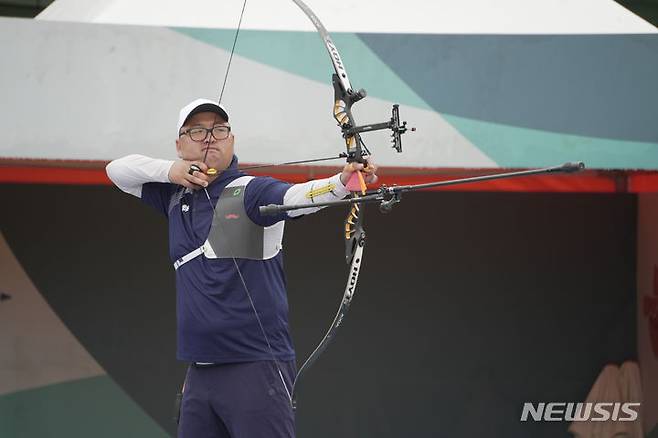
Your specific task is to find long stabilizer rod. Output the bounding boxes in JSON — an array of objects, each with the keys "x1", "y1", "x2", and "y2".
[{"x1": 259, "y1": 162, "x2": 585, "y2": 216}]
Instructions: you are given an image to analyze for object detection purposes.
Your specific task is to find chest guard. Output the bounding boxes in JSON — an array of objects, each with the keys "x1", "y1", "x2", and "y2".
[
  {"x1": 173, "y1": 176, "x2": 284, "y2": 270},
  {"x1": 204, "y1": 176, "x2": 284, "y2": 260}
]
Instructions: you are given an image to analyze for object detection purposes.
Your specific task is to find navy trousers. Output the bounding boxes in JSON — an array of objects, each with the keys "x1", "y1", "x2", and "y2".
[{"x1": 178, "y1": 360, "x2": 296, "y2": 438}]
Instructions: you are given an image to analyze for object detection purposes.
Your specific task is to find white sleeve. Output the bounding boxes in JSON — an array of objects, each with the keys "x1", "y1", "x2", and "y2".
[
  {"x1": 105, "y1": 154, "x2": 174, "y2": 198},
  {"x1": 283, "y1": 173, "x2": 351, "y2": 217}
]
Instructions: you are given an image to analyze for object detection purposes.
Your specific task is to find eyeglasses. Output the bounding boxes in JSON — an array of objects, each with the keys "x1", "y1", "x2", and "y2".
[{"x1": 179, "y1": 125, "x2": 231, "y2": 142}]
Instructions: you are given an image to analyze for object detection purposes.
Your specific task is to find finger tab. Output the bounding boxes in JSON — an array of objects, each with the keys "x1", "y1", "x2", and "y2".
[{"x1": 188, "y1": 164, "x2": 201, "y2": 175}]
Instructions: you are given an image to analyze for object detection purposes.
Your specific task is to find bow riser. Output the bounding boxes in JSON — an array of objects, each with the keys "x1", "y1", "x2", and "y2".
[{"x1": 332, "y1": 75, "x2": 366, "y2": 163}]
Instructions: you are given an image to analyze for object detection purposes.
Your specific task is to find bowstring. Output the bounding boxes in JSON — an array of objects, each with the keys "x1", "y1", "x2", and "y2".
[
  {"x1": 218, "y1": 0, "x2": 248, "y2": 105},
  {"x1": 199, "y1": 0, "x2": 293, "y2": 405},
  {"x1": 200, "y1": 188, "x2": 292, "y2": 404}
]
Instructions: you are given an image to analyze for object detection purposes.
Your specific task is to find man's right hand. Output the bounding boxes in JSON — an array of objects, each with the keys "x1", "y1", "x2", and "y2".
[{"x1": 168, "y1": 160, "x2": 210, "y2": 189}]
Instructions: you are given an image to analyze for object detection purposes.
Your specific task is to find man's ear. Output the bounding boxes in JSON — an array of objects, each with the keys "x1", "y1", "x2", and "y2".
[{"x1": 175, "y1": 138, "x2": 182, "y2": 158}]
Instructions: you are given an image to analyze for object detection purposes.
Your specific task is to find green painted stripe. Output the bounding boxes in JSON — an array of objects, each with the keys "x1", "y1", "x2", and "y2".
[
  {"x1": 172, "y1": 27, "x2": 430, "y2": 110},
  {"x1": 444, "y1": 114, "x2": 658, "y2": 169},
  {"x1": 0, "y1": 376, "x2": 169, "y2": 438}
]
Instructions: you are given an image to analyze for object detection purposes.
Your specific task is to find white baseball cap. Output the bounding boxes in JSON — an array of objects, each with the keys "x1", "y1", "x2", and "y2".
[{"x1": 177, "y1": 98, "x2": 229, "y2": 137}]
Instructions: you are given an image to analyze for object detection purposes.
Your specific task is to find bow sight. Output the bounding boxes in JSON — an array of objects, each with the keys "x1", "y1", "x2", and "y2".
[
  {"x1": 342, "y1": 104, "x2": 414, "y2": 153},
  {"x1": 332, "y1": 74, "x2": 414, "y2": 159}
]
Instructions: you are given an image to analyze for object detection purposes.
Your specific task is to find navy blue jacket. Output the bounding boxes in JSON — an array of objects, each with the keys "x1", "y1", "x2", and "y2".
[{"x1": 141, "y1": 157, "x2": 295, "y2": 363}]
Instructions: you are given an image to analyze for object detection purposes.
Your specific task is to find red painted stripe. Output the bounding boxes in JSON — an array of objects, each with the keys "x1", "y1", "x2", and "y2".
[
  {"x1": 629, "y1": 173, "x2": 658, "y2": 193},
  {"x1": 0, "y1": 166, "x2": 112, "y2": 185},
  {"x1": 1, "y1": 164, "x2": 657, "y2": 193}
]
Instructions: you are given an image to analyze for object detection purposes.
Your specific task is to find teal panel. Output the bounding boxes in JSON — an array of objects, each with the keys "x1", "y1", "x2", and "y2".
[
  {"x1": 355, "y1": 33, "x2": 658, "y2": 169},
  {"x1": 357, "y1": 34, "x2": 658, "y2": 144},
  {"x1": 0, "y1": 376, "x2": 169, "y2": 438}
]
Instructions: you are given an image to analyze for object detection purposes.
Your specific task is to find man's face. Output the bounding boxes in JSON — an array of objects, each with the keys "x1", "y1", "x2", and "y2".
[{"x1": 176, "y1": 111, "x2": 234, "y2": 172}]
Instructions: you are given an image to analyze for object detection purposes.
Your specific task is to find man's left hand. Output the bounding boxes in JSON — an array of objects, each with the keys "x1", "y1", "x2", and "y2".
[{"x1": 340, "y1": 159, "x2": 378, "y2": 186}]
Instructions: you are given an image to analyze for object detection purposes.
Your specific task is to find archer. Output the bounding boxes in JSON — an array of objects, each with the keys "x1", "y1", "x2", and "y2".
[{"x1": 106, "y1": 98, "x2": 377, "y2": 438}]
